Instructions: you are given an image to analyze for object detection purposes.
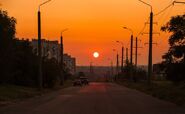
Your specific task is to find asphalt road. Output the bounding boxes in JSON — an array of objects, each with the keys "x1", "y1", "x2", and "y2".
[{"x1": 0, "y1": 82, "x2": 185, "y2": 114}]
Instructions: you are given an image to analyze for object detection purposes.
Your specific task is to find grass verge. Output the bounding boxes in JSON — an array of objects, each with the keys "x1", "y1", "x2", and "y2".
[
  {"x1": 0, "y1": 80, "x2": 73, "y2": 107},
  {"x1": 117, "y1": 80, "x2": 185, "y2": 106}
]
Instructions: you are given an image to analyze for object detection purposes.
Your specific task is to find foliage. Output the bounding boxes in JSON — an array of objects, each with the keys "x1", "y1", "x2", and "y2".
[
  {"x1": 161, "y1": 14, "x2": 185, "y2": 83},
  {"x1": 119, "y1": 60, "x2": 147, "y2": 81},
  {"x1": 42, "y1": 57, "x2": 61, "y2": 88},
  {"x1": 0, "y1": 10, "x2": 16, "y2": 83},
  {"x1": 10, "y1": 40, "x2": 38, "y2": 86},
  {"x1": 0, "y1": 10, "x2": 16, "y2": 50}
]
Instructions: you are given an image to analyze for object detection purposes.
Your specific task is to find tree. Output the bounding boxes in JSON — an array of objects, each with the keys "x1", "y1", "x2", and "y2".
[
  {"x1": 0, "y1": 10, "x2": 16, "y2": 54},
  {"x1": 0, "y1": 10, "x2": 16, "y2": 83},
  {"x1": 161, "y1": 14, "x2": 185, "y2": 83}
]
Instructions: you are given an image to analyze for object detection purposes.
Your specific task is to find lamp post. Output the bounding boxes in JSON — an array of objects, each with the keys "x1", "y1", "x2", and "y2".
[
  {"x1": 123, "y1": 27, "x2": 134, "y2": 81},
  {"x1": 122, "y1": 27, "x2": 133, "y2": 66},
  {"x1": 38, "y1": 0, "x2": 52, "y2": 90},
  {"x1": 116, "y1": 41, "x2": 124, "y2": 74},
  {"x1": 60, "y1": 28, "x2": 68, "y2": 85},
  {"x1": 139, "y1": 0, "x2": 153, "y2": 85},
  {"x1": 126, "y1": 48, "x2": 129, "y2": 65}
]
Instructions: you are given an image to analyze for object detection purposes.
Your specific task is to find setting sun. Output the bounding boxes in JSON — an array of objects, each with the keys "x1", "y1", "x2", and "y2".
[{"x1": 93, "y1": 52, "x2": 99, "y2": 58}]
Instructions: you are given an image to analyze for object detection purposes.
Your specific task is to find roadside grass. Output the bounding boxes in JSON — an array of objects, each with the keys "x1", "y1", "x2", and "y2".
[
  {"x1": 0, "y1": 85, "x2": 41, "y2": 106},
  {"x1": 0, "y1": 80, "x2": 73, "y2": 106},
  {"x1": 117, "y1": 80, "x2": 185, "y2": 106}
]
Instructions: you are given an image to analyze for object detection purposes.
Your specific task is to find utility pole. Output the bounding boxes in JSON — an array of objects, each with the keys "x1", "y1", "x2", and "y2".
[
  {"x1": 138, "y1": 0, "x2": 153, "y2": 85},
  {"x1": 134, "y1": 37, "x2": 143, "y2": 69},
  {"x1": 126, "y1": 48, "x2": 129, "y2": 64},
  {"x1": 130, "y1": 35, "x2": 133, "y2": 66},
  {"x1": 121, "y1": 46, "x2": 124, "y2": 73},
  {"x1": 135, "y1": 37, "x2": 138, "y2": 68},
  {"x1": 134, "y1": 37, "x2": 142, "y2": 82},
  {"x1": 60, "y1": 34, "x2": 64, "y2": 85},
  {"x1": 130, "y1": 35, "x2": 134, "y2": 81},
  {"x1": 116, "y1": 41, "x2": 124, "y2": 74},
  {"x1": 60, "y1": 29, "x2": 68, "y2": 85},
  {"x1": 37, "y1": 0, "x2": 52, "y2": 90},
  {"x1": 38, "y1": 9, "x2": 42, "y2": 90},
  {"x1": 116, "y1": 53, "x2": 119, "y2": 75},
  {"x1": 148, "y1": 11, "x2": 153, "y2": 85},
  {"x1": 122, "y1": 27, "x2": 134, "y2": 80}
]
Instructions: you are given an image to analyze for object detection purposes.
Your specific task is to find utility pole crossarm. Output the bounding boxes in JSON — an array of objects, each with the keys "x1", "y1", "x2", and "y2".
[{"x1": 142, "y1": 32, "x2": 160, "y2": 35}]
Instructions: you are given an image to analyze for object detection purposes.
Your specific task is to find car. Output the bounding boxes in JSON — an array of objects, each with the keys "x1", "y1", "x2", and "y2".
[
  {"x1": 73, "y1": 79, "x2": 82, "y2": 86},
  {"x1": 80, "y1": 77, "x2": 89, "y2": 85}
]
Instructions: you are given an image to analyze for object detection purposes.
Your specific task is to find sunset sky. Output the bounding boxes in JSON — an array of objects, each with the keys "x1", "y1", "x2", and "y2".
[{"x1": 1, "y1": 0, "x2": 185, "y2": 66}]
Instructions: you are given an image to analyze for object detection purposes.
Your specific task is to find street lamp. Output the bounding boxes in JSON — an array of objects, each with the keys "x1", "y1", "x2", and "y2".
[
  {"x1": 60, "y1": 28, "x2": 68, "y2": 85},
  {"x1": 116, "y1": 41, "x2": 124, "y2": 74},
  {"x1": 38, "y1": 0, "x2": 52, "y2": 90},
  {"x1": 122, "y1": 27, "x2": 133, "y2": 35},
  {"x1": 122, "y1": 27, "x2": 134, "y2": 81},
  {"x1": 138, "y1": 0, "x2": 153, "y2": 85},
  {"x1": 122, "y1": 27, "x2": 133, "y2": 66}
]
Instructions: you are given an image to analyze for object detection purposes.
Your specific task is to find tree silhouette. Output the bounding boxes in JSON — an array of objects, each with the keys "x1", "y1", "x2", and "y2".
[
  {"x1": 0, "y1": 10, "x2": 16, "y2": 52},
  {"x1": 0, "y1": 10, "x2": 16, "y2": 83},
  {"x1": 161, "y1": 14, "x2": 185, "y2": 83}
]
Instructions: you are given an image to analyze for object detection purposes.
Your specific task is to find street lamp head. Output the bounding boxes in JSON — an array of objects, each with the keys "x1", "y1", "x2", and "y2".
[
  {"x1": 39, "y1": 0, "x2": 52, "y2": 11},
  {"x1": 138, "y1": 0, "x2": 153, "y2": 12},
  {"x1": 61, "y1": 28, "x2": 68, "y2": 36},
  {"x1": 116, "y1": 40, "x2": 124, "y2": 46},
  {"x1": 122, "y1": 26, "x2": 133, "y2": 35}
]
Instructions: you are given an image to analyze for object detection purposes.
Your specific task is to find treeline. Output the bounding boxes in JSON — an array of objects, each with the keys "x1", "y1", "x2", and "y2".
[{"x1": 0, "y1": 10, "x2": 71, "y2": 88}]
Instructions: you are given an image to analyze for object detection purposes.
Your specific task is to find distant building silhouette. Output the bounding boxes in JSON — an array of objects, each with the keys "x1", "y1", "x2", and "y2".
[
  {"x1": 63, "y1": 54, "x2": 76, "y2": 75},
  {"x1": 27, "y1": 39, "x2": 76, "y2": 75}
]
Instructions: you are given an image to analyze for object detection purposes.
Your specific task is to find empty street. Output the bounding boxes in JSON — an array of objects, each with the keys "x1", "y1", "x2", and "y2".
[{"x1": 0, "y1": 83, "x2": 185, "y2": 114}]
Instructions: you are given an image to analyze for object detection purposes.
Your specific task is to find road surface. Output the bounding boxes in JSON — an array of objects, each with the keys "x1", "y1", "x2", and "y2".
[{"x1": 0, "y1": 82, "x2": 184, "y2": 114}]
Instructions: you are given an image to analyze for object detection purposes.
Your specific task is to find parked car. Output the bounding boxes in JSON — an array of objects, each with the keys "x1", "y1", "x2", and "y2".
[
  {"x1": 73, "y1": 79, "x2": 82, "y2": 86},
  {"x1": 80, "y1": 77, "x2": 89, "y2": 85}
]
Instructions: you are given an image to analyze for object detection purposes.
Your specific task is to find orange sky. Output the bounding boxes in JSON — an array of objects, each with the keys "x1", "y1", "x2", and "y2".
[{"x1": 1, "y1": 0, "x2": 185, "y2": 66}]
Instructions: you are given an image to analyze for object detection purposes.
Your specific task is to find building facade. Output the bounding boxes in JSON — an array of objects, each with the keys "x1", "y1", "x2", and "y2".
[
  {"x1": 63, "y1": 54, "x2": 76, "y2": 75},
  {"x1": 31, "y1": 39, "x2": 76, "y2": 75}
]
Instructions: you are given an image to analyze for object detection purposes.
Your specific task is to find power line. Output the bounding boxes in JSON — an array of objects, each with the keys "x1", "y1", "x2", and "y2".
[
  {"x1": 154, "y1": 3, "x2": 174, "y2": 16},
  {"x1": 137, "y1": 17, "x2": 149, "y2": 37}
]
